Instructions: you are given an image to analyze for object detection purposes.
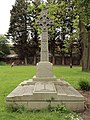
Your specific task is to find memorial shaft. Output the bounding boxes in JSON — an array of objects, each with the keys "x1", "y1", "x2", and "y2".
[
  {"x1": 36, "y1": 9, "x2": 53, "y2": 62},
  {"x1": 41, "y1": 30, "x2": 48, "y2": 61}
]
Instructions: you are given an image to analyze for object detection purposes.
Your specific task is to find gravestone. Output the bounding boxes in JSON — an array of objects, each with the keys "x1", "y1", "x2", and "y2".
[{"x1": 6, "y1": 9, "x2": 85, "y2": 111}]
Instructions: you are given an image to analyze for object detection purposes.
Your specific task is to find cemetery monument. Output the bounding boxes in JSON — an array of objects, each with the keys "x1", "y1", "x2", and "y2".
[{"x1": 6, "y1": 9, "x2": 84, "y2": 111}]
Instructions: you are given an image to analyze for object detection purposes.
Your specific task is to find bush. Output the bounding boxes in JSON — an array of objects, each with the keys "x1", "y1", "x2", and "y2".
[
  {"x1": 0, "y1": 61, "x2": 6, "y2": 65},
  {"x1": 79, "y1": 81, "x2": 90, "y2": 91}
]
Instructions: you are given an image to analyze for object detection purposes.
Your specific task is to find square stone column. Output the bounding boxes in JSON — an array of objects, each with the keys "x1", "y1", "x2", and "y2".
[{"x1": 33, "y1": 62, "x2": 56, "y2": 81}]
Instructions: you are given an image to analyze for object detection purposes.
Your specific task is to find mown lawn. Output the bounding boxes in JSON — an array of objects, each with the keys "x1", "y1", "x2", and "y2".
[{"x1": 0, "y1": 65, "x2": 90, "y2": 120}]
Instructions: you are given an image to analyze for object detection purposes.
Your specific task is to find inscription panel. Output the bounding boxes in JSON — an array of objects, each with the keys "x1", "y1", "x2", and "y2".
[{"x1": 34, "y1": 82, "x2": 56, "y2": 92}]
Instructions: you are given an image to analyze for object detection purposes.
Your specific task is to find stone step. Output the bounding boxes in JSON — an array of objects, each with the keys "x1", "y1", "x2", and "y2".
[
  {"x1": 56, "y1": 85, "x2": 67, "y2": 95},
  {"x1": 7, "y1": 85, "x2": 34, "y2": 99}
]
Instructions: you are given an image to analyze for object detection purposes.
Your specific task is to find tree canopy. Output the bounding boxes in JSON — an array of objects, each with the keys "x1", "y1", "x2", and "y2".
[
  {"x1": 7, "y1": 0, "x2": 39, "y2": 64},
  {"x1": 0, "y1": 34, "x2": 10, "y2": 58},
  {"x1": 7, "y1": 0, "x2": 90, "y2": 71}
]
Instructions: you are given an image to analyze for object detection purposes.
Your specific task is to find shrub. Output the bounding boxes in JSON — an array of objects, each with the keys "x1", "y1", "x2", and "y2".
[
  {"x1": 54, "y1": 104, "x2": 69, "y2": 113},
  {"x1": 79, "y1": 81, "x2": 90, "y2": 91},
  {"x1": 0, "y1": 61, "x2": 6, "y2": 65},
  {"x1": 47, "y1": 103, "x2": 69, "y2": 113}
]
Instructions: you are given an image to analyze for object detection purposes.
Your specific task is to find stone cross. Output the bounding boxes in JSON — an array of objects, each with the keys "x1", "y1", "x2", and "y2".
[{"x1": 36, "y1": 9, "x2": 54, "y2": 61}]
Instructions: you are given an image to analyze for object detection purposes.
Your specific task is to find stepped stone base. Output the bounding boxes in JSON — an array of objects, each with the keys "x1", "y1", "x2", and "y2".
[{"x1": 6, "y1": 79, "x2": 85, "y2": 111}]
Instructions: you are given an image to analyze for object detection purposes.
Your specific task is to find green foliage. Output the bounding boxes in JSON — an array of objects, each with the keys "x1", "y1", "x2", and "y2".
[
  {"x1": 47, "y1": 0, "x2": 81, "y2": 58},
  {"x1": 54, "y1": 104, "x2": 68, "y2": 113},
  {"x1": 8, "y1": 0, "x2": 39, "y2": 63},
  {"x1": 8, "y1": 0, "x2": 85, "y2": 66},
  {"x1": 46, "y1": 97, "x2": 70, "y2": 113},
  {"x1": 48, "y1": 104, "x2": 69, "y2": 114},
  {"x1": 6, "y1": 103, "x2": 81, "y2": 120},
  {"x1": 80, "y1": 0, "x2": 90, "y2": 25},
  {"x1": 0, "y1": 61, "x2": 6, "y2": 66},
  {"x1": 0, "y1": 34, "x2": 10, "y2": 57},
  {"x1": 79, "y1": 81, "x2": 90, "y2": 91},
  {"x1": 53, "y1": 105, "x2": 83, "y2": 120},
  {"x1": 7, "y1": 105, "x2": 28, "y2": 113}
]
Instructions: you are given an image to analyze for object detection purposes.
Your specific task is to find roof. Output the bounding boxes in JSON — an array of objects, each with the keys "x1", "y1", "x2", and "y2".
[{"x1": 7, "y1": 54, "x2": 18, "y2": 58}]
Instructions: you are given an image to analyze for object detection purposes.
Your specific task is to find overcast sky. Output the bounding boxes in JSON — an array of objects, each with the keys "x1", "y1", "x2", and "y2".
[{"x1": 0, "y1": 0, "x2": 15, "y2": 35}]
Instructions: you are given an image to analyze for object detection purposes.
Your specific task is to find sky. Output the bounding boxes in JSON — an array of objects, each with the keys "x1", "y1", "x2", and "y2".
[
  {"x1": 0, "y1": 0, "x2": 15, "y2": 35},
  {"x1": 0, "y1": 0, "x2": 47, "y2": 35}
]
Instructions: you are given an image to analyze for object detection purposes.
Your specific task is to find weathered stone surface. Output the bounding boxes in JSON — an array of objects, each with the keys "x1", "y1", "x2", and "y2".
[
  {"x1": 7, "y1": 101, "x2": 84, "y2": 111},
  {"x1": 34, "y1": 82, "x2": 56, "y2": 92},
  {"x1": 6, "y1": 79, "x2": 85, "y2": 111},
  {"x1": 33, "y1": 62, "x2": 56, "y2": 81}
]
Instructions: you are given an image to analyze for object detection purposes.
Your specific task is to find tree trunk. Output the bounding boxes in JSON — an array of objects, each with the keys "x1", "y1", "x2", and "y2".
[
  {"x1": 79, "y1": 18, "x2": 90, "y2": 71},
  {"x1": 34, "y1": 55, "x2": 37, "y2": 65},
  {"x1": 24, "y1": 57, "x2": 28, "y2": 65},
  {"x1": 70, "y1": 57, "x2": 72, "y2": 68},
  {"x1": 87, "y1": 31, "x2": 90, "y2": 70},
  {"x1": 70, "y1": 48, "x2": 73, "y2": 68},
  {"x1": 52, "y1": 55, "x2": 55, "y2": 65},
  {"x1": 82, "y1": 31, "x2": 90, "y2": 71},
  {"x1": 62, "y1": 54, "x2": 65, "y2": 65}
]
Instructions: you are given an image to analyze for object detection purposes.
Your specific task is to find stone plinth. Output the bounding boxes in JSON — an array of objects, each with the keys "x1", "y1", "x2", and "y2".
[
  {"x1": 6, "y1": 79, "x2": 85, "y2": 111},
  {"x1": 33, "y1": 62, "x2": 56, "y2": 81}
]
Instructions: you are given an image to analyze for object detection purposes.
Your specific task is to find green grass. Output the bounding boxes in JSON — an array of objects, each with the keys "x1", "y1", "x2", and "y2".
[
  {"x1": 53, "y1": 66, "x2": 90, "y2": 88},
  {"x1": 0, "y1": 65, "x2": 90, "y2": 120}
]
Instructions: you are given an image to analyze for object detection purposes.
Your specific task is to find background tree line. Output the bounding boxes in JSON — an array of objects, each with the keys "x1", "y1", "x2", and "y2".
[
  {"x1": 0, "y1": 34, "x2": 10, "y2": 59},
  {"x1": 7, "y1": 0, "x2": 90, "y2": 71}
]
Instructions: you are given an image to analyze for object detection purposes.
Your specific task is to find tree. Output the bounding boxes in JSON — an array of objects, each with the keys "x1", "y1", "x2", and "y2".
[
  {"x1": 0, "y1": 34, "x2": 10, "y2": 58},
  {"x1": 28, "y1": 1, "x2": 41, "y2": 64},
  {"x1": 45, "y1": 1, "x2": 66, "y2": 64},
  {"x1": 32, "y1": 0, "x2": 90, "y2": 68},
  {"x1": 44, "y1": 0, "x2": 80, "y2": 65},
  {"x1": 7, "y1": 0, "x2": 39, "y2": 65},
  {"x1": 8, "y1": 0, "x2": 89, "y2": 67},
  {"x1": 77, "y1": 0, "x2": 90, "y2": 71}
]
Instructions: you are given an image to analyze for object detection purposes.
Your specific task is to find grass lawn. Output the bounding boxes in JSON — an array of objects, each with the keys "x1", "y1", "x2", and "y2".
[{"x1": 0, "y1": 65, "x2": 90, "y2": 120}]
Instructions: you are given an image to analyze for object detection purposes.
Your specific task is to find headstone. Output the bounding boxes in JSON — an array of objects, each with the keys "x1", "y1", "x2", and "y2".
[{"x1": 6, "y1": 9, "x2": 85, "y2": 111}]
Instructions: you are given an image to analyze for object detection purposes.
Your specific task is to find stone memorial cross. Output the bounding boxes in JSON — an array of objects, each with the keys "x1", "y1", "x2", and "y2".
[
  {"x1": 6, "y1": 6, "x2": 84, "y2": 112},
  {"x1": 36, "y1": 9, "x2": 53, "y2": 61}
]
